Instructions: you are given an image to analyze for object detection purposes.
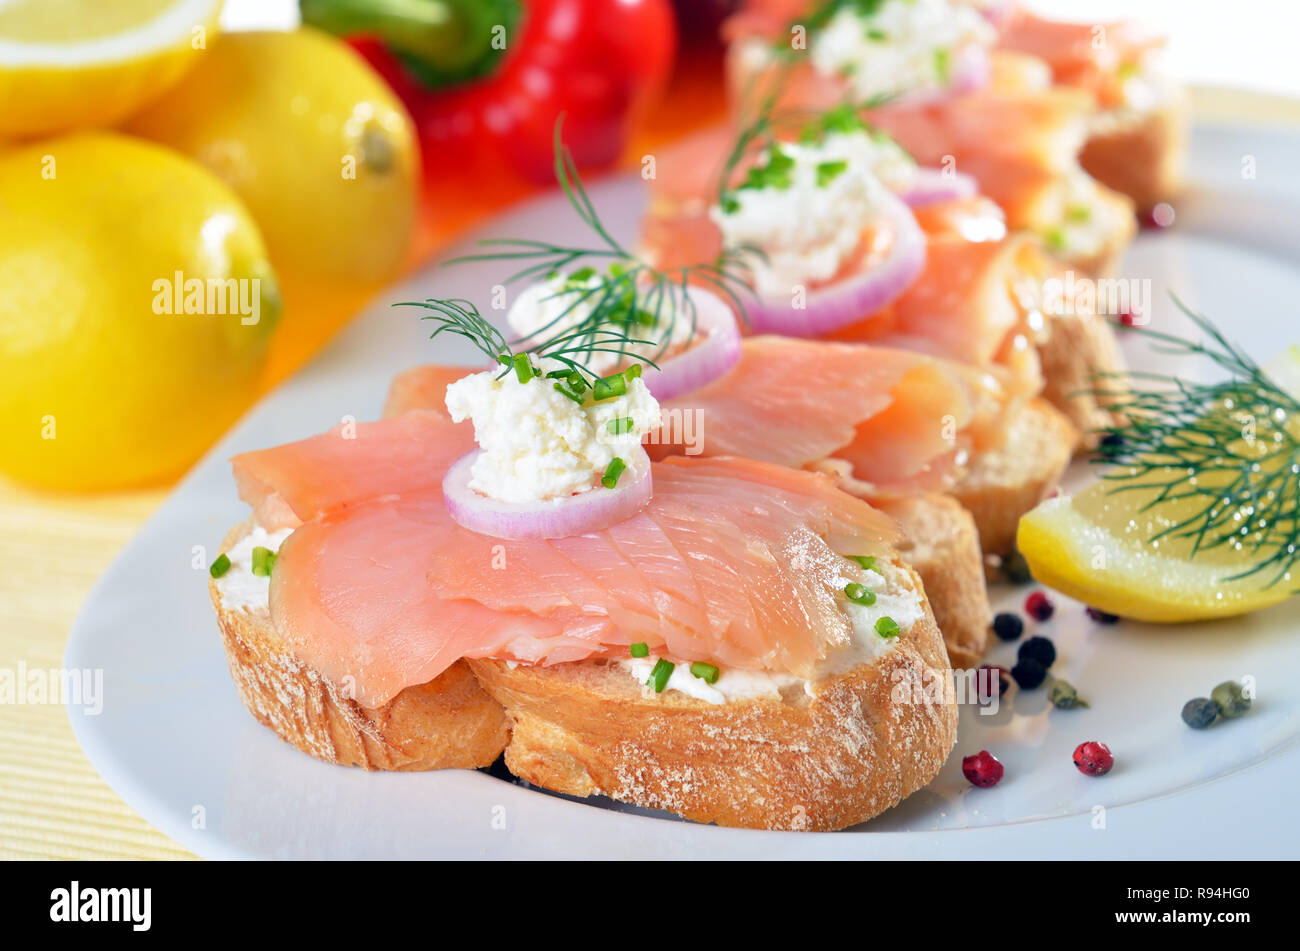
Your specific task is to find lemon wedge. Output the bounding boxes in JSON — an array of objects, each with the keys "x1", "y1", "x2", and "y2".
[
  {"x1": 1019, "y1": 346, "x2": 1300, "y2": 622},
  {"x1": 1018, "y1": 482, "x2": 1296, "y2": 622},
  {"x1": 0, "y1": 0, "x2": 221, "y2": 139}
]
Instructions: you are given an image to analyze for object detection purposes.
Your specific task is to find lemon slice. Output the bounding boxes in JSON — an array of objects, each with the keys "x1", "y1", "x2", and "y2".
[
  {"x1": 1019, "y1": 346, "x2": 1300, "y2": 622},
  {"x1": 0, "y1": 0, "x2": 221, "y2": 139},
  {"x1": 1018, "y1": 483, "x2": 1295, "y2": 622}
]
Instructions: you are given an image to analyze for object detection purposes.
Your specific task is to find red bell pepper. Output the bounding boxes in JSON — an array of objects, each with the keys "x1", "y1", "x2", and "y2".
[{"x1": 302, "y1": 0, "x2": 677, "y2": 184}]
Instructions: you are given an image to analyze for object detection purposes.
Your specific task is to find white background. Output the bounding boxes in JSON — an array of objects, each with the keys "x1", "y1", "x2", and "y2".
[
  {"x1": 1026, "y1": 0, "x2": 1300, "y2": 98},
  {"x1": 221, "y1": 1, "x2": 1300, "y2": 98},
  {"x1": 223, "y1": 1, "x2": 1300, "y2": 97}
]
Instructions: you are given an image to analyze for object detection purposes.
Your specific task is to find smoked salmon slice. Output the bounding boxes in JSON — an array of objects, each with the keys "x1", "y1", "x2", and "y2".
[
  {"x1": 383, "y1": 365, "x2": 474, "y2": 419},
  {"x1": 231, "y1": 410, "x2": 474, "y2": 531},
  {"x1": 258, "y1": 434, "x2": 900, "y2": 706},
  {"x1": 998, "y1": 9, "x2": 1166, "y2": 109},
  {"x1": 652, "y1": 336, "x2": 1015, "y2": 493},
  {"x1": 384, "y1": 337, "x2": 1016, "y2": 497},
  {"x1": 831, "y1": 235, "x2": 1036, "y2": 366}
]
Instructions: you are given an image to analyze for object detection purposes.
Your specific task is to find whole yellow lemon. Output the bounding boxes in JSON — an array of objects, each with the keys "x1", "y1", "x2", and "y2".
[
  {"x1": 126, "y1": 27, "x2": 418, "y2": 381},
  {"x1": 0, "y1": 133, "x2": 280, "y2": 490}
]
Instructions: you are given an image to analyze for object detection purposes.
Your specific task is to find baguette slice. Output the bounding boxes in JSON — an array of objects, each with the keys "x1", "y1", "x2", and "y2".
[
  {"x1": 210, "y1": 520, "x2": 509, "y2": 771},
  {"x1": 470, "y1": 557, "x2": 956, "y2": 831},
  {"x1": 1081, "y1": 95, "x2": 1187, "y2": 213},
  {"x1": 951, "y1": 398, "x2": 1077, "y2": 556},
  {"x1": 875, "y1": 494, "x2": 990, "y2": 669},
  {"x1": 1037, "y1": 309, "x2": 1127, "y2": 446}
]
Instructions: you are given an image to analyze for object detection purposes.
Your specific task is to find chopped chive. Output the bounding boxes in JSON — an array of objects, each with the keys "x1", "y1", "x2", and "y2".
[
  {"x1": 250, "y1": 546, "x2": 276, "y2": 578},
  {"x1": 592, "y1": 372, "x2": 628, "y2": 401},
  {"x1": 720, "y1": 193, "x2": 740, "y2": 214},
  {"x1": 496, "y1": 352, "x2": 512, "y2": 367},
  {"x1": 601, "y1": 457, "x2": 627, "y2": 489},
  {"x1": 553, "y1": 381, "x2": 585, "y2": 404},
  {"x1": 867, "y1": 28, "x2": 887, "y2": 41},
  {"x1": 739, "y1": 144, "x2": 796, "y2": 192},
  {"x1": 623, "y1": 364, "x2": 642, "y2": 381},
  {"x1": 607, "y1": 416, "x2": 635, "y2": 435},
  {"x1": 821, "y1": 103, "x2": 865, "y2": 136},
  {"x1": 568, "y1": 265, "x2": 595, "y2": 282},
  {"x1": 844, "y1": 582, "x2": 877, "y2": 606},
  {"x1": 647, "y1": 658, "x2": 674, "y2": 693},
  {"x1": 849, "y1": 555, "x2": 877, "y2": 571},
  {"x1": 875, "y1": 616, "x2": 901, "y2": 639},
  {"x1": 545, "y1": 368, "x2": 572, "y2": 379},
  {"x1": 1044, "y1": 226, "x2": 1068, "y2": 252},
  {"x1": 629, "y1": 642, "x2": 649, "y2": 658},
  {"x1": 933, "y1": 47, "x2": 951, "y2": 84},
  {"x1": 690, "y1": 661, "x2": 720, "y2": 684},
  {"x1": 209, "y1": 553, "x2": 231, "y2": 579},
  {"x1": 1066, "y1": 203, "x2": 1092, "y2": 223},
  {"x1": 511, "y1": 352, "x2": 534, "y2": 384},
  {"x1": 816, "y1": 159, "x2": 848, "y2": 187}
]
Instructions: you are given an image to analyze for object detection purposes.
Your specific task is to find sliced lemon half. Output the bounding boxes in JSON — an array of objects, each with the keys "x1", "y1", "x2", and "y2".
[
  {"x1": 0, "y1": 0, "x2": 221, "y2": 139},
  {"x1": 1019, "y1": 347, "x2": 1300, "y2": 622}
]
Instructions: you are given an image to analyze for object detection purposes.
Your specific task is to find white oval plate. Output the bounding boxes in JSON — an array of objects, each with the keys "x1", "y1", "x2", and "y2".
[{"x1": 66, "y1": 118, "x2": 1300, "y2": 859}]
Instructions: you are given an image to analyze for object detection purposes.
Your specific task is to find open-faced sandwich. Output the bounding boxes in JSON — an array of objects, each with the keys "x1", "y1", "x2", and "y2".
[
  {"x1": 211, "y1": 317, "x2": 967, "y2": 830},
  {"x1": 711, "y1": 0, "x2": 1182, "y2": 273}
]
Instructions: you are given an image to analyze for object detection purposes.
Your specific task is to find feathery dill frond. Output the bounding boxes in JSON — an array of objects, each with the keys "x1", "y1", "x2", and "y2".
[
  {"x1": 396, "y1": 297, "x2": 510, "y2": 366},
  {"x1": 1089, "y1": 298, "x2": 1300, "y2": 588}
]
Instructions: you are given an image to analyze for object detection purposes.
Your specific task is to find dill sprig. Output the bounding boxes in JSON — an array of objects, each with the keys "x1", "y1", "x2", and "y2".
[
  {"x1": 442, "y1": 118, "x2": 754, "y2": 371},
  {"x1": 397, "y1": 295, "x2": 662, "y2": 386},
  {"x1": 395, "y1": 297, "x2": 509, "y2": 365},
  {"x1": 1089, "y1": 298, "x2": 1300, "y2": 588}
]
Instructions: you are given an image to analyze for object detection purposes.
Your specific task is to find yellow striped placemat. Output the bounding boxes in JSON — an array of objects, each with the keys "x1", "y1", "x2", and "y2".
[{"x1": 0, "y1": 481, "x2": 193, "y2": 859}]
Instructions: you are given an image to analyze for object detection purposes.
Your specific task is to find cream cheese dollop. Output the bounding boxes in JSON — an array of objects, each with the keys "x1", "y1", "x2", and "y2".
[
  {"x1": 810, "y1": 0, "x2": 995, "y2": 100},
  {"x1": 444, "y1": 358, "x2": 660, "y2": 504},
  {"x1": 213, "y1": 525, "x2": 293, "y2": 613},
  {"x1": 710, "y1": 133, "x2": 893, "y2": 297}
]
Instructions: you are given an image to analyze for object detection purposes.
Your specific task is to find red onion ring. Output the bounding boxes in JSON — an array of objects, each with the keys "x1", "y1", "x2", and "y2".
[
  {"x1": 746, "y1": 188, "x2": 926, "y2": 337},
  {"x1": 642, "y1": 287, "x2": 742, "y2": 402},
  {"x1": 443, "y1": 448, "x2": 653, "y2": 540},
  {"x1": 899, "y1": 167, "x2": 980, "y2": 208}
]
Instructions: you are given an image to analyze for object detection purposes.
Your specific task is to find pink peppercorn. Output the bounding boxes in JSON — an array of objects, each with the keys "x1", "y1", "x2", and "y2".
[{"x1": 962, "y1": 750, "x2": 1005, "y2": 787}]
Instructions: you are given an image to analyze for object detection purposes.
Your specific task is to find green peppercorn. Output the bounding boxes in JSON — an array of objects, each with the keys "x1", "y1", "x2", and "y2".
[
  {"x1": 1211, "y1": 680, "x2": 1252, "y2": 719},
  {"x1": 1181, "y1": 697, "x2": 1219, "y2": 729},
  {"x1": 1047, "y1": 679, "x2": 1088, "y2": 709}
]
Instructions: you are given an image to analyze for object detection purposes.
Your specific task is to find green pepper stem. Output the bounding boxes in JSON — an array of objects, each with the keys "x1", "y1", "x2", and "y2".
[{"x1": 299, "y1": 0, "x2": 521, "y2": 85}]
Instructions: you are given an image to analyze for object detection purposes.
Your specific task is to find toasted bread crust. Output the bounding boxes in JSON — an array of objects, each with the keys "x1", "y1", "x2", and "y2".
[
  {"x1": 951, "y1": 398, "x2": 1076, "y2": 555},
  {"x1": 876, "y1": 494, "x2": 990, "y2": 668},
  {"x1": 1081, "y1": 97, "x2": 1186, "y2": 213},
  {"x1": 1038, "y1": 310, "x2": 1126, "y2": 446},
  {"x1": 210, "y1": 522, "x2": 509, "y2": 771},
  {"x1": 470, "y1": 559, "x2": 957, "y2": 831}
]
